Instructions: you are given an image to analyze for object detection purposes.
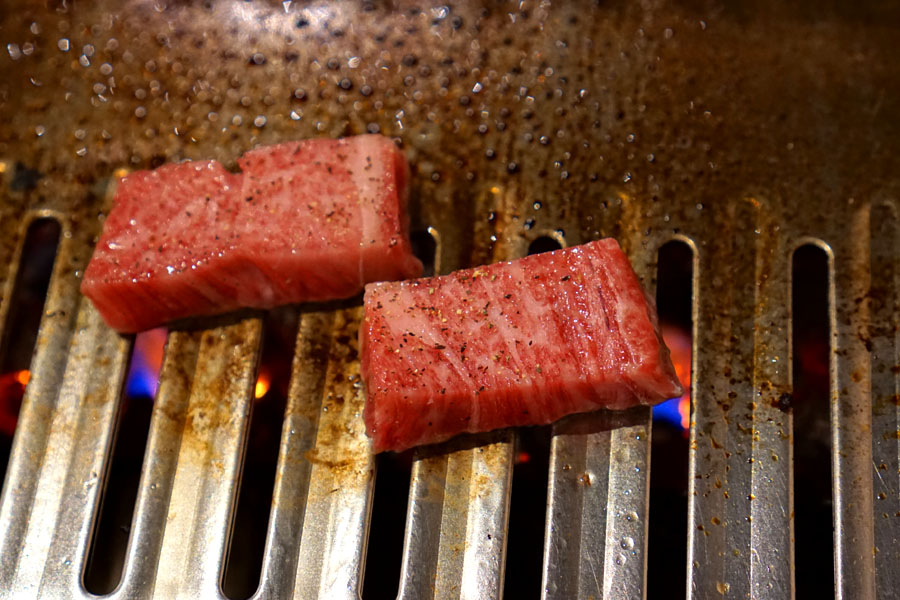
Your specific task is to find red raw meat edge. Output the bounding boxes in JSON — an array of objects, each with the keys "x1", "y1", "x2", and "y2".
[
  {"x1": 82, "y1": 135, "x2": 422, "y2": 333},
  {"x1": 360, "y1": 238, "x2": 683, "y2": 453}
]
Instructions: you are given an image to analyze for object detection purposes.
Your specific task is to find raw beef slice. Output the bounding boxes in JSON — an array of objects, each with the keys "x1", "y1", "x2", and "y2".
[
  {"x1": 360, "y1": 238, "x2": 683, "y2": 452},
  {"x1": 82, "y1": 135, "x2": 422, "y2": 332}
]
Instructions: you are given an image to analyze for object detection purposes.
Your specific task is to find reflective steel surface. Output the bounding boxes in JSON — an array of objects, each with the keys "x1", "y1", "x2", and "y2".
[{"x1": 1, "y1": 1, "x2": 899, "y2": 598}]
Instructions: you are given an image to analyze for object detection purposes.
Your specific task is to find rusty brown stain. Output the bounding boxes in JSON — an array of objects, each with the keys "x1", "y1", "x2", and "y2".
[{"x1": 304, "y1": 447, "x2": 354, "y2": 471}]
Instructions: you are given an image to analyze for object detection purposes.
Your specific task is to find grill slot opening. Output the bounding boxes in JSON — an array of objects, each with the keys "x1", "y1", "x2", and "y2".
[
  {"x1": 223, "y1": 307, "x2": 299, "y2": 600},
  {"x1": 410, "y1": 229, "x2": 438, "y2": 277},
  {"x1": 527, "y1": 235, "x2": 562, "y2": 256},
  {"x1": 363, "y1": 451, "x2": 414, "y2": 600},
  {"x1": 504, "y1": 425, "x2": 552, "y2": 599},
  {"x1": 362, "y1": 226, "x2": 439, "y2": 600},
  {"x1": 648, "y1": 239, "x2": 693, "y2": 600},
  {"x1": 0, "y1": 217, "x2": 60, "y2": 486},
  {"x1": 84, "y1": 327, "x2": 167, "y2": 594},
  {"x1": 791, "y1": 243, "x2": 834, "y2": 598}
]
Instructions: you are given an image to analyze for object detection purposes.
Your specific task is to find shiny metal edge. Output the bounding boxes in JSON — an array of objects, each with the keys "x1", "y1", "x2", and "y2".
[
  {"x1": 153, "y1": 318, "x2": 262, "y2": 600},
  {"x1": 291, "y1": 307, "x2": 374, "y2": 600}
]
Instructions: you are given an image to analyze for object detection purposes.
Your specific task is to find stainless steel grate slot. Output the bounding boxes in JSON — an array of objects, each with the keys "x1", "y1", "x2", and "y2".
[{"x1": 1, "y1": 1, "x2": 898, "y2": 599}]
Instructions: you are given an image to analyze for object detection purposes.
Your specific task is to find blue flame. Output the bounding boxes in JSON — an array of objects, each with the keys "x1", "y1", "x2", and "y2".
[{"x1": 652, "y1": 396, "x2": 685, "y2": 429}]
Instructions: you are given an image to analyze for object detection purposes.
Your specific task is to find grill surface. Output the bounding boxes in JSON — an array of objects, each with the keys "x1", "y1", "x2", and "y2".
[{"x1": 1, "y1": 1, "x2": 899, "y2": 598}]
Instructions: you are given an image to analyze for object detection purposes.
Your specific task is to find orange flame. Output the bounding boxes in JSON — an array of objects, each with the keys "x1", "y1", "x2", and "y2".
[
  {"x1": 14, "y1": 370, "x2": 30, "y2": 387},
  {"x1": 255, "y1": 370, "x2": 271, "y2": 399},
  {"x1": 662, "y1": 325, "x2": 692, "y2": 430},
  {"x1": 0, "y1": 370, "x2": 30, "y2": 437}
]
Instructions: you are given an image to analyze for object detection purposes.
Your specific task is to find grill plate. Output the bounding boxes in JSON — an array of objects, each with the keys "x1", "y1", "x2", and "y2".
[{"x1": 1, "y1": 1, "x2": 899, "y2": 598}]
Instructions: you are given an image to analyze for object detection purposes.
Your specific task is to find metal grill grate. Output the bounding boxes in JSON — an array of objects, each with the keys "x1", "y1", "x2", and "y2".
[{"x1": 1, "y1": 1, "x2": 899, "y2": 598}]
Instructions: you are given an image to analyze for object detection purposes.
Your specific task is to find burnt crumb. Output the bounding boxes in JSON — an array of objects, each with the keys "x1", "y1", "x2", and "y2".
[
  {"x1": 10, "y1": 162, "x2": 42, "y2": 191},
  {"x1": 773, "y1": 392, "x2": 793, "y2": 412}
]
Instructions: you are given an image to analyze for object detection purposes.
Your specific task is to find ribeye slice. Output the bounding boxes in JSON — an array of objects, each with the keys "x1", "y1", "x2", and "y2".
[
  {"x1": 360, "y1": 239, "x2": 683, "y2": 452},
  {"x1": 82, "y1": 135, "x2": 421, "y2": 332}
]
